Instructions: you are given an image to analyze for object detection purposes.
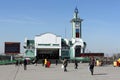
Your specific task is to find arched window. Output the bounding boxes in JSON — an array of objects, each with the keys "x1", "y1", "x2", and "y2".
[{"x1": 75, "y1": 46, "x2": 81, "y2": 57}]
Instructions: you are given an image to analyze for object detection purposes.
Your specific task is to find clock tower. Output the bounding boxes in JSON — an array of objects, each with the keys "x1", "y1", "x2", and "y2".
[
  {"x1": 71, "y1": 7, "x2": 83, "y2": 39},
  {"x1": 70, "y1": 7, "x2": 86, "y2": 59}
]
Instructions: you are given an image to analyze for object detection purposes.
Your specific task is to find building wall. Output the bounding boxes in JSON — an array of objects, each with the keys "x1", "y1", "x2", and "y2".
[
  {"x1": 35, "y1": 33, "x2": 61, "y2": 48},
  {"x1": 34, "y1": 33, "x2": 61, "y2": 57},
  {"x1": 24, "y1": 40, "x2": 35, "y2": 57}
]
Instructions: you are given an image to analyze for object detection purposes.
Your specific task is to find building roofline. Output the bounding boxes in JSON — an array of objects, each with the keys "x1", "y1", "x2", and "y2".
[{"x1": 35, "y1": 32, "x2": 61, "y2": 37}]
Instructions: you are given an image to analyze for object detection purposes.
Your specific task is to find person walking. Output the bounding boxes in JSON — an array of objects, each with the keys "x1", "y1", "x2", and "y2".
[
  {"x1": 23, "y1": 59, "x2": 27, "y2": 70},
  {"x1": 44, "y1": 59, "x2": 47, "y2": 67},
  {"x1": 55, "y1": 59, "x2": 58, "y2": 66},
  {"x1": 74, "y1": 59, "x2": 78, "y2": 69},
  {"x1": 63, "y1": 59, "x2": 68, "y2": 72},
  {"x1": 89, "y1": 57, "x2": 95, "y2": 75},
  {"x1": 15, "y1": 60, "x2": 19, "y2": 66},
  {"x1": 19, "y1": 60, "x2": 22, "y2": 66}
]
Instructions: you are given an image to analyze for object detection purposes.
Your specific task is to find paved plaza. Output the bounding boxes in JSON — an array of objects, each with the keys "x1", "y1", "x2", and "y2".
[{"x1": 0, "y1": 63, "x2": 120, "y2": 80}]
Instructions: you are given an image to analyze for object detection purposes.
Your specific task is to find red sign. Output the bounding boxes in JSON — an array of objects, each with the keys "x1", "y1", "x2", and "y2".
[{"x1": 79, "y1": 53, "x2": 104, "y2": 57}]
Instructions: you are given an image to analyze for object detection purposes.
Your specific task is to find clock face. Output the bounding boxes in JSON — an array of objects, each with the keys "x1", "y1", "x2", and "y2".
[
  {"x1": 75, "y1": 24, "x2": 79, "y2": 27},
  {"x1": 76, "y1": 24, "x2": 79, "y2": 26}
]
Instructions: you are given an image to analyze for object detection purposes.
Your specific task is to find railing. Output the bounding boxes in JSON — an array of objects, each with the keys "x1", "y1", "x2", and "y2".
[{"x1": 0, "y1": 60, "x2": 16, "y2": 65}]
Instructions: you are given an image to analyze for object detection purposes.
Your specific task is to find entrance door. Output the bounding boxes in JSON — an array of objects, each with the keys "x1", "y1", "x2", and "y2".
[
  {"x1": 37, "y1": 49, "x2": 59, "y2": 59},
  {"x1": 75, "y1": 46, "x2": 81, "y2": 57}
]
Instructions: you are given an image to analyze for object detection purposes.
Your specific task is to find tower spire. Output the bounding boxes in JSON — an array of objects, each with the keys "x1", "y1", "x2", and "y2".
[
  {"x1": 74, "y1": 7, "x2": 79, "y2": 18},
  {"x1": 71, "y1": 7, "x2": 83, "y2": 39}
]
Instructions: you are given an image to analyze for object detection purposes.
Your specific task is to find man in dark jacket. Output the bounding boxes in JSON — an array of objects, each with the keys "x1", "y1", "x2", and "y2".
[
  {"x1": 74, "y1": 60, "x2": 78, "y2": 69},
  {"x1": 55, "y1": 59, "x2": 58, "y2": 66},
  {"x1": 89, "y1": 57, "x2": 95, "y2": 75},
  {"x1": 24, "y1": 59, "x2": 27, "y2": 70}
]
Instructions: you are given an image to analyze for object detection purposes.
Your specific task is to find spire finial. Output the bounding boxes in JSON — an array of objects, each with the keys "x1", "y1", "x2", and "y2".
[
  {"x1": 74, "y1": 7, "x2": 78, "y2": 13},
  {"x1": 75, "y1": 0, "x2": 79, "y2": 13}
]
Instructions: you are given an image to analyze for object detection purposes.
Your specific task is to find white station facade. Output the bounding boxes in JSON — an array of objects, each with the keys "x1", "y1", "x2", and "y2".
[
  {"x1": 34, "y1": 33, "x2": 61, "y2": 59},
  {"x1": 24, "y1": 7, "x2": 86, "y2": 60}
]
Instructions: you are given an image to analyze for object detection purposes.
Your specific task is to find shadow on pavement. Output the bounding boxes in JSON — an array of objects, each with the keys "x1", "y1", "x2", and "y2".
[{"x1": 93, "y1": 73, "x2": 107, "y2": 75}]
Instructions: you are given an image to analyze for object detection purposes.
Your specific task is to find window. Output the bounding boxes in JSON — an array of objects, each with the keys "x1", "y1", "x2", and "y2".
[
  {"x1": 76, "y1": 33, "x2": 79, "y2": 38},
  {"x1": 75, "y1": 46, "x2": 81, "y2": 57}
]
